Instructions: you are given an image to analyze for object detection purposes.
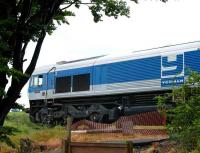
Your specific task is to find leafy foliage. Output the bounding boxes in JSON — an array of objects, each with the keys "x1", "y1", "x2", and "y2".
[
  {"x1": 12, "y1": 103, "x2": 26, "y2": 111},
  {"x1": 157, "y1": 71, "x2": 200, "y2": 152},
  {"x1": 89, "y1": 0, "x2": 131, "y2": 22},
  {"x1": 0, "y1": 126, "x2": 20, "y2": 148}
]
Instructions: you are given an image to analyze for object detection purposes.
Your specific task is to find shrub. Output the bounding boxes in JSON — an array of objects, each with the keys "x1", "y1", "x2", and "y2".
[
  {"x1": 0, "y1": 126, "x2": 20, "y2": 148},
  {"x1": 157, "y1": 71, "x2": 200, "y2": 152}
]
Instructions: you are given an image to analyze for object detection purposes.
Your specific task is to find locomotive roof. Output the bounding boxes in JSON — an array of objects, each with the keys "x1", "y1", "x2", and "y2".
[{"x1": 33, "y1": 40, "x2": 200, "y2": 75}]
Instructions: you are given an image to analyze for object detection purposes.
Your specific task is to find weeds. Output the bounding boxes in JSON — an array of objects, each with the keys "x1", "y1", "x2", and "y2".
[{"x1": 0, "y1": 112, "x2": 66, "y2": 151}]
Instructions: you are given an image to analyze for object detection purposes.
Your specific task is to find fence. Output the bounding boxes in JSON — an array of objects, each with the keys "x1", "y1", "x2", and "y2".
[
  {"x1": 71, "y1": 111, "x2": 167, "y2": 136},
  {"x1": 62, "y1": 111, "x2": 168, "y2": 153},
  {"x1": 18, "y1": 111, "x2": 167, "y2": 153},
  {"x1": 62, "y1": 140, "x2": 133, "y2": 153}
]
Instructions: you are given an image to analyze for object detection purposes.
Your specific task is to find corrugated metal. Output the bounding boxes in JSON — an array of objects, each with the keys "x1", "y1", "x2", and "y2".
[
  {"x1": 185, "y1": 50, "x2": 200, "y2": 75},
  {"x1": 104, "y1": 56, "x2": 161, "y2": 84}
]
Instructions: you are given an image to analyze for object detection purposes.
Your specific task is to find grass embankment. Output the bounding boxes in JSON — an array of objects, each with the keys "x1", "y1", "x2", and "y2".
[{"x1": 1, "y1": 112, "x2": 66, "y2": 152}]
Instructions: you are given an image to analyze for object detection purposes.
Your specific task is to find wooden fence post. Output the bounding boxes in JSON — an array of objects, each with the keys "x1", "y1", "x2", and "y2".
[
  {"x1": 62, "y1": 139, "x2": 70, "y2": 153},
  {"x1": 20, "y1": 138, "x2": 34, "y2": 153},
  {"x1": 67, "y1": 116, "x2": 72, "y2": 142},
  {"x1": 62, "y1": 116, "x2": 72, "y2": 153},
  {"x1": 127, "y1": 141, "x2": 133, "y2": 153}
]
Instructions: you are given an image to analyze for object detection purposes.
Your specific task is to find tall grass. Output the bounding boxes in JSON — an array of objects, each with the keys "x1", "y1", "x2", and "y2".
[
  {"x1": 0, "y1": 112, "x2": 66, "y2": 152},
  {"x1": 5, "y1": 112, "x2": 43, "y2": 134}
]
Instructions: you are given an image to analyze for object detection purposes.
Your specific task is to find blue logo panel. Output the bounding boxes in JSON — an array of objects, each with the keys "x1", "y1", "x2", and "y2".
[
  {"x1": 161, "y1": 77, "x2": 184, "y2": 87},
  {"x1": 161, "y1": 54, "x2": 184, "y2": 87},
  {"x1": 162, "y1": 54, "x2": 183, "y2": 77}
]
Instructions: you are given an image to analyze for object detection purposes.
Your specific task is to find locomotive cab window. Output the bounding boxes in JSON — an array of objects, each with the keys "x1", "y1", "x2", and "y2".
[
  {"x1": 72, "y1": 74, "x2": 90, "y2": 92},
  {"x1": 38, "y1": 75, "x2": 43, "y2": 86},
  {"x1": 31, "y1": 75, "x2": 43, "y2": 87},
  {"x1": 55, "y1": 76, "x2": 71, "y2": 93}
]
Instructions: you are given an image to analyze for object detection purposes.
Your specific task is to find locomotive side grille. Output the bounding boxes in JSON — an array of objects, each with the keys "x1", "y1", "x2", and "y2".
[
  {"x1": 106, "y1": 79, "x2": 160, "y2": 91},
  {"x1": 133, "y1": 94, "x2": 159, "y2": 106}
]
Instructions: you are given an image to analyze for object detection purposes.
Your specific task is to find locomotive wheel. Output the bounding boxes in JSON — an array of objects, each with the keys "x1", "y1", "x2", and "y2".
[
  {"x1": 89, "y1": 112, "x2": 103, "y2": 122},
  {"x1": 29, "y1": 115, "x2": 37, "y2": 123},
  {"x1": 39, "y1": 112, "x2": 55, "y2": 127}
]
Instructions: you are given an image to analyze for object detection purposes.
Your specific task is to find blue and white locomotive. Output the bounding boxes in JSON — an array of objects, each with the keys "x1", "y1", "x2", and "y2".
[{"x1": 28, "y1": 41, "x2": 200, "y2": 125}]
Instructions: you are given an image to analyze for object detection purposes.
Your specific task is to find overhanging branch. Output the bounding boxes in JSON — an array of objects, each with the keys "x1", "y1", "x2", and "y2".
[
  {"x1": 21, "y1": 41, "x2": 29, "y2": 60},
  {"x1": 61, "y1": 0, "x2": 83, "y2": 10}
]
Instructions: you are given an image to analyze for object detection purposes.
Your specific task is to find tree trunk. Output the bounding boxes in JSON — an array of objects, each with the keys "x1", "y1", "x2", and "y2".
[
  {"x1": 0, "y1": 98, "x2": 16, "y2": 126},
  {"x1": 0, "y1": 32, "x2": 46, "y2": 126},
  {"x1": 0, "y1": 78, "x2": 27, "y2": 126},
  {"x1": 0, "y1": 0, "x2": 63, "y2": 127}
]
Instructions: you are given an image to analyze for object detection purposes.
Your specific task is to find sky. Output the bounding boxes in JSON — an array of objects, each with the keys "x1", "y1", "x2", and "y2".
[{"x1": 18, "y1": 0, "x2": 200, "y2": 107}]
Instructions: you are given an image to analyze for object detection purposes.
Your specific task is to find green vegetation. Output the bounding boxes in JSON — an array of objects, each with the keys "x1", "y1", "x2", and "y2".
[
  {"x1": 5, "y1": 112, "x2": 42, "y2": 134},
  {"x1": 0, "y1": 126, "x2": 20, "y2": 148},
  {"x1": 0, "y1": 112, "x2": 66, "y2": 152},
  {"x1": 157, "y1": 71, "x2": 200, "y2": 153}
]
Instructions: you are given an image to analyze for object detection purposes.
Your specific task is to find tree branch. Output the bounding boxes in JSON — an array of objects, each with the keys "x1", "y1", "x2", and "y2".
[
  {"x1": 16, "y1": 0, "x2": 23, "y2": 12},
  {"x1": 0, "y1": 72, "x2": 8, "y2": 103},
  {"x1": 4, "y1": 29, "x2": 46, "y2": 103},
  {"x1": 19, "y1": 0, "x2": 33, "y2": 24},
  {"x1": 46, "y1": 0, "x2": 65, "y2": 23},
  {"x1": 25, "y1": 29, "x2": 46, "y2": 77},
  {"x1": 61, "y1": 1, "x2": 96, "y2": 10},
  {"x1": 21, "y1": 41, "x2": 29, "y2": 61},
  {"x1": 61, "y1": 0, "x2": 79, "y2": 11}
]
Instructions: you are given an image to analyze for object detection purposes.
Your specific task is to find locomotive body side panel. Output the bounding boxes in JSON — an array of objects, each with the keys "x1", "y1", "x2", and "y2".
[
  {"x1": 28, "y1": 48, "x2": 200, "y2": 101},
  {"x1": 185, "y1": 50, "x2": 200, "y2": 74},
  {"x1": 28, "y1": 41, "x2": 200, "y2": 124}
]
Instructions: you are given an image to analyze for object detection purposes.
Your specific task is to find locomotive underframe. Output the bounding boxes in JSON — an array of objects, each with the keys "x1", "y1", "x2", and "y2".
[
  {"x1": 29, "y1": 90, "x2": 171, "y2": 126},
  {"x1": 30, "y1": 91, "x2": 172, "y2": 125}
]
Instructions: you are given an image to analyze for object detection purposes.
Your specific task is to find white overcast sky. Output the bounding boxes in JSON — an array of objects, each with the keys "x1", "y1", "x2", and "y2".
[{"x1": 18, "y1": 0, "x2": 200, "y2": 107}]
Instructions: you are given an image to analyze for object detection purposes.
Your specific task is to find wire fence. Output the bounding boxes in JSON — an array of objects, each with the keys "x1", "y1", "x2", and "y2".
[{"x1": 70, "y1": 111, "x2": 168, "y2": 142}]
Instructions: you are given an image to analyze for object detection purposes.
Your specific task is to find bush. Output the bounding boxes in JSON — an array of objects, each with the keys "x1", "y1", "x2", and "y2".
[
  {"x1": 157, "y1": 71, "x2": 200, "y2": 152},
  {"x1": 0, "y1": 126, "x2": 20, "y2": 148},
  {"x1": 2, "y1": 112, "x2": 66, "y2": 150}
]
